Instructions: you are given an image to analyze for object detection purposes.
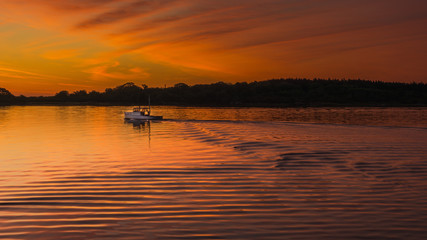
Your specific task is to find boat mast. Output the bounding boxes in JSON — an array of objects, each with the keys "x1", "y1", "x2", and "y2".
[
  {"x1": 137, "y1": 90, "x2": 141, "y2": 110},
  {"x1": 148, "y1": 95, "x2": 151, "y2": 115}
]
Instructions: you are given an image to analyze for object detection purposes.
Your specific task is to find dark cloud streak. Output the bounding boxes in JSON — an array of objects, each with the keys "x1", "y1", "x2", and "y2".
[
  {"x1": 74, "y1": 0, "x2": 177, "y2": 29},
  {"x1": 2, "y1": 0, "x2": 426, "y2": 84}
]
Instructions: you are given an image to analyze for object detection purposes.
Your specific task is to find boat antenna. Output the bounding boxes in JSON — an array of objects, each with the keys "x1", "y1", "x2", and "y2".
[
  {"x1": 148, "y1": 95, "x2": 151, "y2": 115},
  {"x1": 137, "y1": 89, "x2": 141, "y2": 110}
]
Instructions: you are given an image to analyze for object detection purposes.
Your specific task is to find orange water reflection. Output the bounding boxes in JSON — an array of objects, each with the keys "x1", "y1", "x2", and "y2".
[{"x1": 0, "y1": 106, "x2": 426, "y2": 239}]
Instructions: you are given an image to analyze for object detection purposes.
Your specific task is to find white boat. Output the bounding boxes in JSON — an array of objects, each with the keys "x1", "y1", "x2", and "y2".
[
  {"x1": 124, "y1": 107, "x2": 163, "y2": 120},
  {"x1": 124, "y1": 97, "x2": 163, "y2": 120}
]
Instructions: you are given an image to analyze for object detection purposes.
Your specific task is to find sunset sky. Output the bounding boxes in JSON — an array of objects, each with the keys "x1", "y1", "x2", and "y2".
[{"x1": 0, "y1": 0, "x2": 426, "y2": 96}]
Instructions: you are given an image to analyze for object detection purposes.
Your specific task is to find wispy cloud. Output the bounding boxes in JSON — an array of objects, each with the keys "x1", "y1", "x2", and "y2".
[
  {"x1": 84, "y1": 61, "x2": 150, "y2": 81},
  {"x1": 0, "y1": 65, "x2": 58, "y2": 80},
  {"x1": 0, "y1": 0, "x2": 426, "y2": 95},
  {"x1": 74, "y1": 0, "x2": 178, "y2": 29}
]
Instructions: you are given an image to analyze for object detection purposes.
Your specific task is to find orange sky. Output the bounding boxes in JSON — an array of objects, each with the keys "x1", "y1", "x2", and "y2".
[{"x1": 0, "y1": 0, "x2": 426, "y2": 96}]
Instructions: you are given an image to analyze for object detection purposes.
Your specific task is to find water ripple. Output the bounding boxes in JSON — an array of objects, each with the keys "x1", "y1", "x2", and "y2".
[{"x1": 1, "y1": 107, "x2": 426, "y2": 239}]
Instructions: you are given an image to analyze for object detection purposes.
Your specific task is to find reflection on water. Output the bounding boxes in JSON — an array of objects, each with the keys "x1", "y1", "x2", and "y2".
[
  {"x1": 154, "y1": 106, "x2": 427, "y2": 128},
  {"x1": 0, "y1": 106, "x2": 426, "y2": 239}
]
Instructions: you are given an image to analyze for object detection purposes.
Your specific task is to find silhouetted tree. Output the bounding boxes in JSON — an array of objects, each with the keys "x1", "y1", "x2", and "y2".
[
  {"x1": 174, "y1": 83, "x2": 189, "y2": 88},
  {"x1": 0, "y1": 87, "x2": 14, "y2": 104},
  {"x1": 54, "y1": 91, "x2": 69, "y2": 102}
]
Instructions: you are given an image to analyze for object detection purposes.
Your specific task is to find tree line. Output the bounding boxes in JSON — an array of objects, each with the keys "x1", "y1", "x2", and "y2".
[{"x1": 1, "y1": 79, "x2": 427, "y2": 107}]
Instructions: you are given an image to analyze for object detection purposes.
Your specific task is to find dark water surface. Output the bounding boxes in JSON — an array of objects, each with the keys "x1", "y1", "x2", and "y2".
[{"x1": 0, "y1": 106, "x2": 426, "y2": 239}]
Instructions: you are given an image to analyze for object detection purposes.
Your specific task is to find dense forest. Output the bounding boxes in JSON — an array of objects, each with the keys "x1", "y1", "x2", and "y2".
[{"x1": 1, "y1": 79, "x2": 427, "y2": 107}]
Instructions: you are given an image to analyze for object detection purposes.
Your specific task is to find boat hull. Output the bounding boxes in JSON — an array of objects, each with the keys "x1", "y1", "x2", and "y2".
[{"x1": 124, "y1": 112, "x2": 163, "y2": 120}]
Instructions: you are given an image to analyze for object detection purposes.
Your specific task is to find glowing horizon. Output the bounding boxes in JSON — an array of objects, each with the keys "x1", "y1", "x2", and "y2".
[{"x1": 0, "y1": 0, "x2": 426, "y2": 96}]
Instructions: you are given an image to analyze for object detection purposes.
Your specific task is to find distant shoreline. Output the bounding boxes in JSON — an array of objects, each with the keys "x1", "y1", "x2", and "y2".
[
  {"x1": 2, "y1": 102, "x2": 427, "y2": 108},
  {"x1": 2, "y1": 78, "x2": 426, "y2": 107}
]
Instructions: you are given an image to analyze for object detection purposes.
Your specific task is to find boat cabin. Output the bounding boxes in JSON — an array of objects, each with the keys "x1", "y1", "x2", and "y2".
[{"x1": 133, "y1": 107, "x2": 151, "y2": 116}]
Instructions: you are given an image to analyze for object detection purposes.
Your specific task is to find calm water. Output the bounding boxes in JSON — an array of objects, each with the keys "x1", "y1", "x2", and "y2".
[{"x1": 0, "y1": 106, "x2": 426, "y2": 240}]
